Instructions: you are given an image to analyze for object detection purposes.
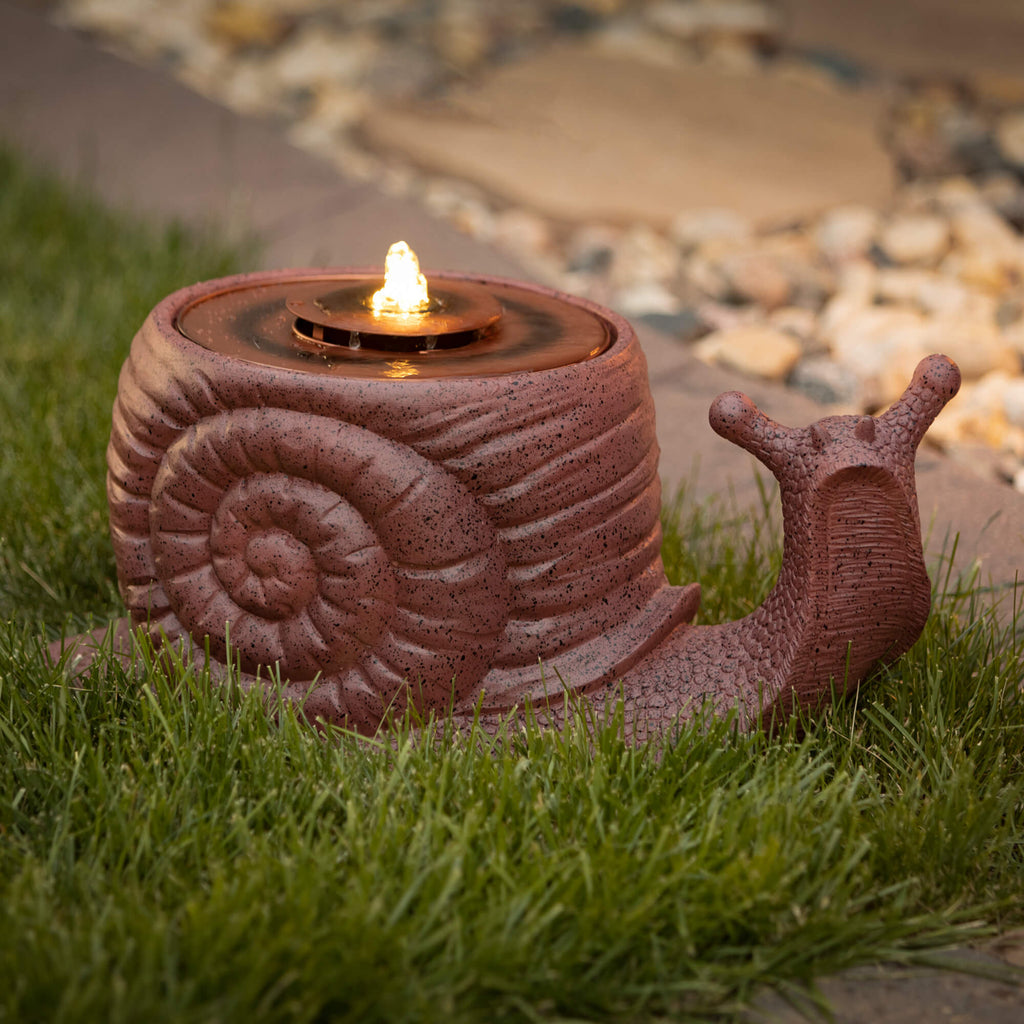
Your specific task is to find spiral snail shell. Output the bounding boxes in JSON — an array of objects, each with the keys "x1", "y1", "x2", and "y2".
[
  {"x1": 82, "y1": 267, "x2": 962, "y2": 739},
  {"x1": 106, "y1": 270, "x2": 694, "y2": 733}
]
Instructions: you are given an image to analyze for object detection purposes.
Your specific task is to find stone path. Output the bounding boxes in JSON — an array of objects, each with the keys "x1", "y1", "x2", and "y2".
[
  {"x1": 44, "y1": 0, "x2": 1024, "y2": 503},
  {"x1": 1, "y1": 3, "x2": 1023, "y2": 1018},
  {"x1": 361, "y1": 44, "x2": 893, "y2": 227}
]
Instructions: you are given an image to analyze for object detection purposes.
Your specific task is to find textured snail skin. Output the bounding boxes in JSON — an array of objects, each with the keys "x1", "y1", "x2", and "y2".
[
  {"x1": 566, "y1": 352, "x2": 962, "y2": 741},
  {"x1": 90, "y1": 269, "x2": 960, "y2": 739}
]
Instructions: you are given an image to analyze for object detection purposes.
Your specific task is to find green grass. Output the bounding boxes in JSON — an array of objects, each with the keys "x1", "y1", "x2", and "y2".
[{"x1": 2, "y1": 145, "x2": 1024, "y2": 1023}]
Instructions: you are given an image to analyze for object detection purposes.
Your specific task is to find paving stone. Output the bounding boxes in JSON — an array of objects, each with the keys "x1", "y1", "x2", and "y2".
[
  {"x1": 745, "y1": 950, "x2": 1023, "y2": 1024},
  {"x1": 359, "y1": 44, "x2": 893, "y2": 228},
  {"x1": 777, "y1": 0, "x2": 1024, "y2": 81}
]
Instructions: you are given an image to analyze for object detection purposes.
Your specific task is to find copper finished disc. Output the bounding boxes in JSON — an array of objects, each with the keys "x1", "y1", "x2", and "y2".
[
  {"x1": 175, "y1": 273, "x2": 612, "y2": 380},
  {"x1": 286, "y1": 279, "x2": 502, "y2": 337}
]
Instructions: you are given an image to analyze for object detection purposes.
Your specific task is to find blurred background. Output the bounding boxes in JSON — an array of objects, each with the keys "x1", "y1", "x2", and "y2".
[{"x1": 8, "y1": 0, "x2": 1024, "y2": 491}]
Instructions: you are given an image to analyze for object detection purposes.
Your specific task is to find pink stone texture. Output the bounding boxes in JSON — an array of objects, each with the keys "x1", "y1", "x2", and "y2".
[{"x1": 56, "y1": 269, "x2": 960, "y2": 739}]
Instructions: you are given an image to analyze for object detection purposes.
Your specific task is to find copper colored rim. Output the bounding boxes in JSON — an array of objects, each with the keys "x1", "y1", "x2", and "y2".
[{"x1": 174, "y1": 273, "x2": 613, "y2": 380}]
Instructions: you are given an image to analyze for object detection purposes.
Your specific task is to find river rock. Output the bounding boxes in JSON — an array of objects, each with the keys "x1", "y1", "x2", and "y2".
[
  {"x1": 878, "y1": 213, "x2": 950, "y2": 266},
  {"x1": 926, "y1": 377, "x2": 1024, "y2": 456},
  {"x1": 994, "y1": 385, "x2": 1024, "y2": 456},
  {"x1": 769, "y1": 305, "x2": 818, "y2": 344},
  {"x1": 449, "y1": 196, "x2": 495, "y2": 242},
  {"x1": 613, "y1": 280, "x2": 682, "y2": 316},
  {"x1": 949, "y1": 201, "x2": 1021, "y2": 261},
  {"x1": 645, "y1": 0, "x2": 781, "y2": 44},
  {"x1": 789, "y1": 355, "x2": 860, "y2": 405},
  {"x1": 827, "y1": 306, "x2": 931, "y2": 403},
  {"x1": 685, "y1": 252, "x2": 731, "y2": 301},
  {"x1": 815, "y1": 204, "x2": 879, "y2": 263},
  {"x1": 694, "y1": 325, "x2": 801, "y2": 380},
  {"x1": 670, "y1": 207, "x2": 751, "y2": 250},
  {"x1": 717, "y1": 250, "x2": 792, "y2": 309},
  {"x1": 637, "y1": 307, "x2": 711, "y2": 343},
  {"x1": 873, "y1": 268, "x2": 992, "y2": 318},
  {"x1": 205, "y1": 1, "x2": 293, "y2": 50},
  {"x1": 269, "y1": 24, "x2": 375, "y2": 92},
  {"x1": 995, "y1": 375, "x2": 1024, "y2": 431},
  {"x1": 924, "y1": 316, "x2": 1020, "y2": 380},
  {"x1": 610, "y1": 224, "x2": 680, "y2": 289},
  {"x1": 818, "y1": 259, "x2": 876, "y2": 340},
  {"x1": 566, "y1": 224, "x2": 619, "y2": 274},
  {"x1": 492, "y1": 208, "x2": 552, "y2": 259},
  {"x1": 219, "y1": 57, "x2": 287, "y2": 115},
  {"x1": 942, "y1": 249, "x2": 1014, "y2": 294},
  {"x1": 996, "y1": 110, "x2": 1024, "y2": 168},
  {"x1": 433, "y1": 6, "x2": 492, "y2": 72}
]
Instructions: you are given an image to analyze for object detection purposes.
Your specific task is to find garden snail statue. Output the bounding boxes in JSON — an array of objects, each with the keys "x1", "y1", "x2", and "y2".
[{"x1": 56, "y1": 250, "x2": 962, "y2": 740}]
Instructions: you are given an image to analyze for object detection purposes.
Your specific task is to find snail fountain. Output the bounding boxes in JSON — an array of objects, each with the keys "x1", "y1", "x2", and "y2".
[{"x1": 52, "y1": 243, "x2": 962, "y2": 740}]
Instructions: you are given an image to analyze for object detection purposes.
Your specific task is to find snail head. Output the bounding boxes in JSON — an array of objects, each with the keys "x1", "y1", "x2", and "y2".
[{"x1": 708, "y1": 354, "x2": 961, "y2": 502}]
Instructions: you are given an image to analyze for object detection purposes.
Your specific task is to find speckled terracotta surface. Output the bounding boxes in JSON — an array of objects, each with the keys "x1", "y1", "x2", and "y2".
[
  {"x1": 52, "y1": 269, "x2": 960, "y2": 738},
  {"x1": 101, "y1": 270, "x2": 691, "y2": 732},
  {"x1": 588, "y1": 352, "x2": 962, "y2": 740}
]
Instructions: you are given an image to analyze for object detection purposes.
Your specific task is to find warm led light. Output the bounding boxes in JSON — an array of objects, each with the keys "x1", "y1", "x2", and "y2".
[{"x1": 370, "y1": 241, "x2": 430, "y2": 315}]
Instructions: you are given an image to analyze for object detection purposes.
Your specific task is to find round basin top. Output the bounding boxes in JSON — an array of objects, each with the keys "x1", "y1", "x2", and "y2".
[{"x1": 174, "y1": 273, "x2": 614, "y2": 380}]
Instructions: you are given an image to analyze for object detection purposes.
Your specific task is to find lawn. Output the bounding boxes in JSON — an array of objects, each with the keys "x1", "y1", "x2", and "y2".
[{"x1": 1, "y1": 145, "x2": 1023, "y2": 1023}]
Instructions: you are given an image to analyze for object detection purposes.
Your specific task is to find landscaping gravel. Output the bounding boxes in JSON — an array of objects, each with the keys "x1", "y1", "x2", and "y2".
[{"x1": 47, "y1": 0, "x2": 1024, "y2": 490}]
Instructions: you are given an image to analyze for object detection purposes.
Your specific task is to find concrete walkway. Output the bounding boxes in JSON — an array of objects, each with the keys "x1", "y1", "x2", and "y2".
[{"x1": 1, "y1": 3, "x2": 1022, "y2": 1018}]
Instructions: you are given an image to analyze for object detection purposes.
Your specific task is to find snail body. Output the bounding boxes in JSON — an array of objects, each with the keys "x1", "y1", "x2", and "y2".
[{"x1": 99, "y1": 269, "x2": 959, "y2": 737}]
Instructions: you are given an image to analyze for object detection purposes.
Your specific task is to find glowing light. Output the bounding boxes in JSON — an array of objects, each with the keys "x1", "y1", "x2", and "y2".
[{"x1": 371, "y1": 241, "x2": 430, "y2": 315}]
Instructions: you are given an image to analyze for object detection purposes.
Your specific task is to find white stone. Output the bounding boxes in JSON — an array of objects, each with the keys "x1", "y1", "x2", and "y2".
[
  {"x1": 686, "y1": 253, "x2": 731, "y2": 300},
  {"x1": 694, "y1": 325, "x2": 801, "y2": 381},
  {"x1": 492, "y1": 208, "x2": 552, "y2": 259},
  {"x1": 670, "y1": 207, "x2": 751, "y2": 250},
  {"x1": 565, "y1": 223, "x2": 620, "y2": 276},
  {"x1": 307, "y1": 85, "x2": 368, "y2": 132},
  {"x1": 999, "y1": 377, "x2": 1024, "y2": 430},
  {"x1": 327, "y1": 142, "x2": 378, "y2": 183},
  {"x1": 220, "y1": 59, "x2": 287, "y2": 116},
  {"x1": 590, "y1": 22, "x2": 687, "y2": 69},
  {"x1": 704, "y1": 38, "x2": 762, "y2": 74},
  {"x1": 815, "y1": 205, "x2": 879, "y2": 263},
  {"x1": 930, "y1": 176, "x2": 981, "y2": 210},
  {"x1": 949, "y1": 201, "x2": 1021, "y2": 261},
  {"x1": 286, "y1": 118, "x2": 341, "y2": 160},
  {"x1": 613, "y1": 281, "x2": 683, "y2": 316},
  {"x1": 450, "y1": 197, "x2": 495, "y2": 242},
  {"x1": 646, "y1": 0, "x2": 780, "y2": 41},
  {"x1": 269, "y1": 25, "x2": 376, "y2": 92},
  {"x1": 873, "y1": 268, "x2": 992, "y2": 318},
  {"x1": 433, "y1": 6, "x2": 491, "y2": 71},
  {"x1": 923, "y1": 316, "x2": 1020, "y2": 380},
  {"x1": 926, "y1": 380, "x2": 1022, "y2": 455},
  {"x1": 827, "y1": 307, "x2": 932, "y2": 406},
  {"x1": 717, "y1": 250, "x2": 792, "y2": 309},
  {"x1": 610, "y1": 225, "x2": 680, "y2": 289},
  {"x1": 769, "y1": 306, "x2": 818, "y2": 343},
  {"x1": 941, "y1": 250, "x2": 1014, "y2": 294},
  {"x1": 979, "y1": 171, "x2": 1022, "y2": 210},
  {"x1": 818, "y1": 260, "x2": 877, "y2": 341},
  {"x1": 175, "y1": 38, "x2": 235, "y2": 101},
  {"x1": 423, "y1": 179, "x2": 475, "y2": 218},
  {"x1": 56, "y1": 0, "x2": 160, "y2": 37},
  {"x1": 996, "y1": 110, "x2": 1024, "y2": 167},
  {"x1": 878, "y1": 213, "x2": 950, "y2": 266}
]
